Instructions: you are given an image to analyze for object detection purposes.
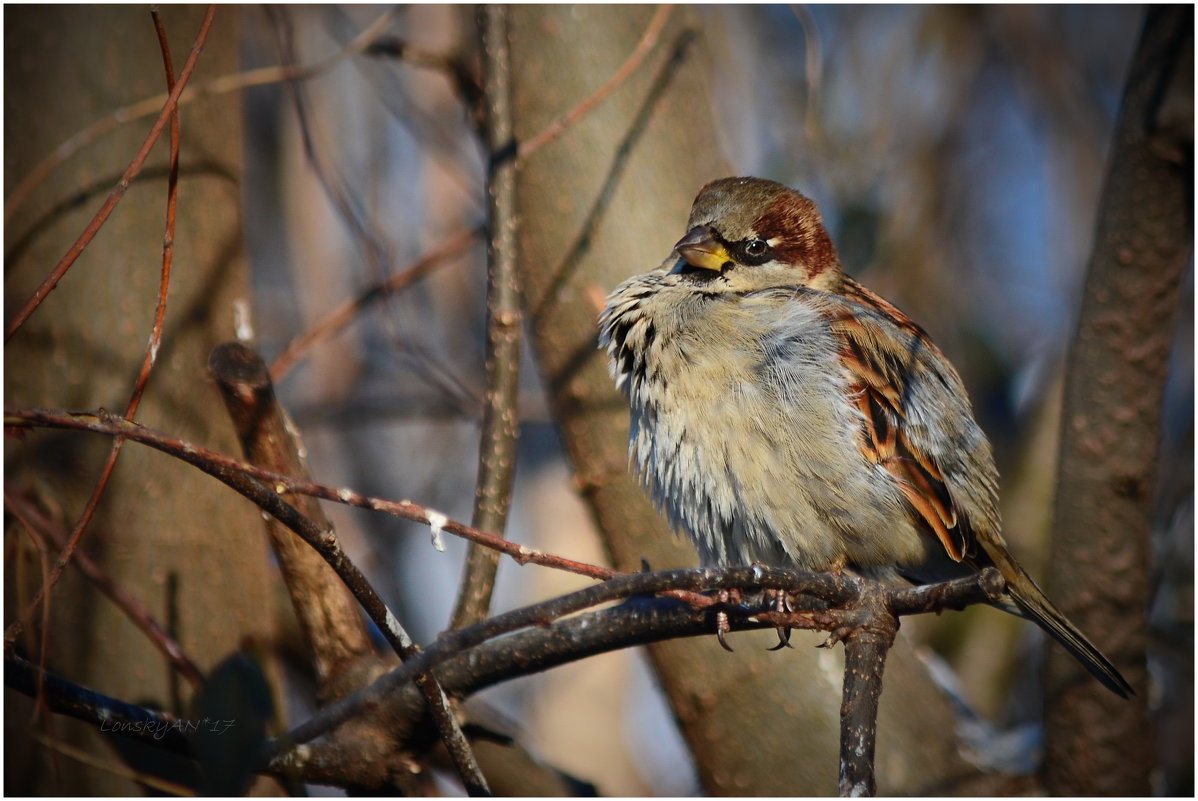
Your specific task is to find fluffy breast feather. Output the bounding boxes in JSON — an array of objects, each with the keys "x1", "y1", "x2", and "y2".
[{"x1": 600, "y1": 274, "x2": 948, "y2": 570}]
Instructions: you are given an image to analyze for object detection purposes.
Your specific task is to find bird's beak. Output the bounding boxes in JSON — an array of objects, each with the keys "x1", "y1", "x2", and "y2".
[{"x1": 673, "y1": 225, "x2": 731, "y2": 272}]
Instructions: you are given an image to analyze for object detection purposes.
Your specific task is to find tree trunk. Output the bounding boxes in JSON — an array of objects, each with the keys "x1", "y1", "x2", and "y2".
[{"x1": 1044, "y1": 6, "x2": 1191, "y2": 795}]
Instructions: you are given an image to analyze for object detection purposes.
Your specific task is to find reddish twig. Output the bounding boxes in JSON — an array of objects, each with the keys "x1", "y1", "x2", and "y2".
[
  {"x1": 517, "y1": 4, "x2": 672, "y2": 160},
  {"x1": 134, "y1": 7, "x2": 180, "y2": 419},
  {"x1": 5, "y1": 490, "x2": 205, "y2": 688},
  {"x1": 31, "y1": 730, "x2": 196, "y2": 797},
  {"x1": 269, "y1": 227, "x2": 481, "y2": 382},
  {"x1": 7, "y1": 493, "x2": 53, "y2": 719},
  {"x1": 4, "y1": 7, "x2": 399, "y2": 223},
  {"x1": 6, "y1": 408, "x2": 618, "y2": 584},
  {"x1": 4, "y1": 5, "x2": 215, "y2": 342},
  {"x1": 5, "y1": 8, "x2": 194, "y2": 650},
  {"x1": 267, "y1": 7, "x2": 482, "y2": 415}
]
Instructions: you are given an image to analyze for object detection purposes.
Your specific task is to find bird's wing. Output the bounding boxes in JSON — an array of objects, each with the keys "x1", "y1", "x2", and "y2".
[{"x1": 826, "y1": 278, "x2": 998, "y2": 563}]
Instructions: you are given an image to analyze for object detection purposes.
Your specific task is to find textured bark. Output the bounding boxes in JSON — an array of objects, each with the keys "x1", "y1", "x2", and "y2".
[
  {"x1": 1044, "y1": 6, "x2": 1191, "y2": 795},
  {"x1": 4, "y1": 7, "x2": 279, "y2": 794},
  {"x1": 452, "y1": 4, "x2": 522, "y2": 630},
  {"x1": 510, "y1": 6, "x2": 982, "y2": 795},
  {"x1": 210, "y1": 342, "x2": 374, "y2": 689}
]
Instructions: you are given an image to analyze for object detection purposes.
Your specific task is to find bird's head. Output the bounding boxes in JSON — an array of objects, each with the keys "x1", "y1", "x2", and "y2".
[{"x1": 670, "y1": 177, "x2": 842, "y2": 293}]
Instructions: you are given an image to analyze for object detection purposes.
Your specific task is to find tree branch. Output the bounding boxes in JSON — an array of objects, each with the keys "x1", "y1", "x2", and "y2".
[
  {"x1": 210, "y1": 343, "x2": 374, "y2": 686},
  {"x1": 5, "y1": 407, "x2": 616, "y2": 582},
  {"x1": 4, "y1": 6, "x2": 400, "y2": 222},
  {"x1": 4, "y1": 404, "x2": 1007, "y2": 794},
  {"x1": 451, "y1": 4, "x2": 522, "y2": 630},
  {"x1": 4, "y1": 5, "x2": 216, "y2": 341},
  {"x1": 6, "y1": 655, "x2": 192, "y2": 756},
  {"x1": 205, "y1": 345, "x2": 489, "y2": 796},
  {"x1": 9, "y1": 559, "x2": 1004, "y2": 794},
  {"x1": 517, "y1": 4, "x2": 672, "y2": 161},
  {"x1": 267, "y1": 567, "x2": 1003, "y2": 773}
]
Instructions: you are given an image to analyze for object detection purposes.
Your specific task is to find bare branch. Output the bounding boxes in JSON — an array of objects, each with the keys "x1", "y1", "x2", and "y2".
[
  {"x1": 269, "y1": 227, "x2": 481, "y2": 382},
  {"x1": 517, "y1": 4, "x2": 672, "y2": 160},
  {"x1": 8, "y1": 552, "x2": 1004, "y2": 794},
  {"x1": 5, "y1": 407, "x2": 616, "y2": 582},
  {"x1": 6, "y1": 655, "x2": 192, "y2": 756},
  {"x1": 207, "y1": 344, "x2": 489, "y2": 797},
  {"x1": 838, "y1": 629, "x2": 889, "y2": 797},
  {"x1": 4, "y1": 5, "x2": 216, "y2": 341},
  {"x1": 4, "y1": 6, "x2": 400, "y2": 222},
  {"x1": 6, "y1": 6, "x2": 192, "y2": 650},
  {"x1": 451, "y1": 4, "x2": 522, "y2": 630},
  {"x1": 210, "y1": 344, "x2": 374, "y2": 686},
  {"x1": 269, "y1": 566, "x2": 1003, "y2": 764},
  {"x1": 5, "y1": 490, "x2": 205, "y2": 688}
]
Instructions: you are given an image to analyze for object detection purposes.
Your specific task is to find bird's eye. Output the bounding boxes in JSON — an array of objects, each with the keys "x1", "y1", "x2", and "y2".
[{"x1": 744, "y1": 239, "x2": 768, "y2": 257}]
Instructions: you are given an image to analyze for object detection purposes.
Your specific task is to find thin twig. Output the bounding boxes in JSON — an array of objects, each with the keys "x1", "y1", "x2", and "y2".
[
  {"x1": 4, "y1": 6, "x2": 400, "y2": 222},
  {"x1": 268, "y1": 8, "x2": 480, "y2": 416},
  {"x1": 138, "y1": 6, "x2": 181, "y2": 415},
  {"x1": 31, "y1": 731, "x2": 197, "y2": 796},
  {"x1": 517, "y1": 4, "x2": 673, "y2": 160},
  {"x1": 531, "y1": 27, "x2": 697, "y2": 319},
  {"x1": 789, "y1": 4, "x2": 824, "y2": 143},
  {"x1": 4, "y1": 5, "x2": 215, "y2": 342},
  {"x1": 5, "y1": 490, "x2": 205, "y2": 688},
  {"x1": 269, "y1": 227, "x2": 480, "y2": 382},
  {"x1": 450, "y1": 4, "x2": 522, "y2": 631},
  {"x1": 5, "y1": 408, "x2": 616, "y2": 582},
  {"x1": 7, "y1": 494, "x2": 53, "y2": 719},
  {"x1": 362, "y1": 34, "x2": 482, "y2": 115},
  {"x1": 267, "y1": 8, "x2": 394, "y2": 293},
  {"x1": 5, "y1": 7, "x2": 193, "y2": 649}
]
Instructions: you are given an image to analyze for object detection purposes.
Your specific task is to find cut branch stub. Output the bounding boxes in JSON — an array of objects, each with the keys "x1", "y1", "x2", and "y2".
[{"x1": 209, "y1": 342, "x2": 373, "y2": 688}]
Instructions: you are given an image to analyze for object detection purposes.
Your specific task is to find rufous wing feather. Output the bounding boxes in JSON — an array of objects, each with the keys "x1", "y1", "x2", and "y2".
[{"x1": 830, "y1": 285, "x2": 967, "y2": 562}]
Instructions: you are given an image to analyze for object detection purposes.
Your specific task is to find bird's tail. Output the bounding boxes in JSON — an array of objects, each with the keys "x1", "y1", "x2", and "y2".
[{"x1": 996, "y1": 553, "x2": 1134, "y2": 698}]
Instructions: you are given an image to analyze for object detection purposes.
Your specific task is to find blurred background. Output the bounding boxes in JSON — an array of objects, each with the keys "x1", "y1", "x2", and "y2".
[
  {"x1": 6, "y1": 4, "x2": 1191, "y2": 796},
  {"x1": 239, "y1": 5, "x2": 1190, "y2": 795}
]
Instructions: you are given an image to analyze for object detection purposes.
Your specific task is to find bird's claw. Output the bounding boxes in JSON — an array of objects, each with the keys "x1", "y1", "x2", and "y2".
[
  {"x1": 714, "y1": 588, "x2": 736, "y2": 652},
  {"x1": 716, "y1": 612, "x2": 735, "y2": 653},
  {"x1": 819, "y1": 627, "x2": 853, "y2": 648},
  {"x1": 765, "y1": 587, "x2": 794, "y2": 650},
  {"x1": 767, "y1": 627, "x2": 793, "y2": 650}
]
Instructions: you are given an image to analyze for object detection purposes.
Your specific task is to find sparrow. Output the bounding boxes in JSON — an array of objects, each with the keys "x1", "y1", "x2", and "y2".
[{"x1": 598, "y1": 176, "x2": 1132, "y2": 698}]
